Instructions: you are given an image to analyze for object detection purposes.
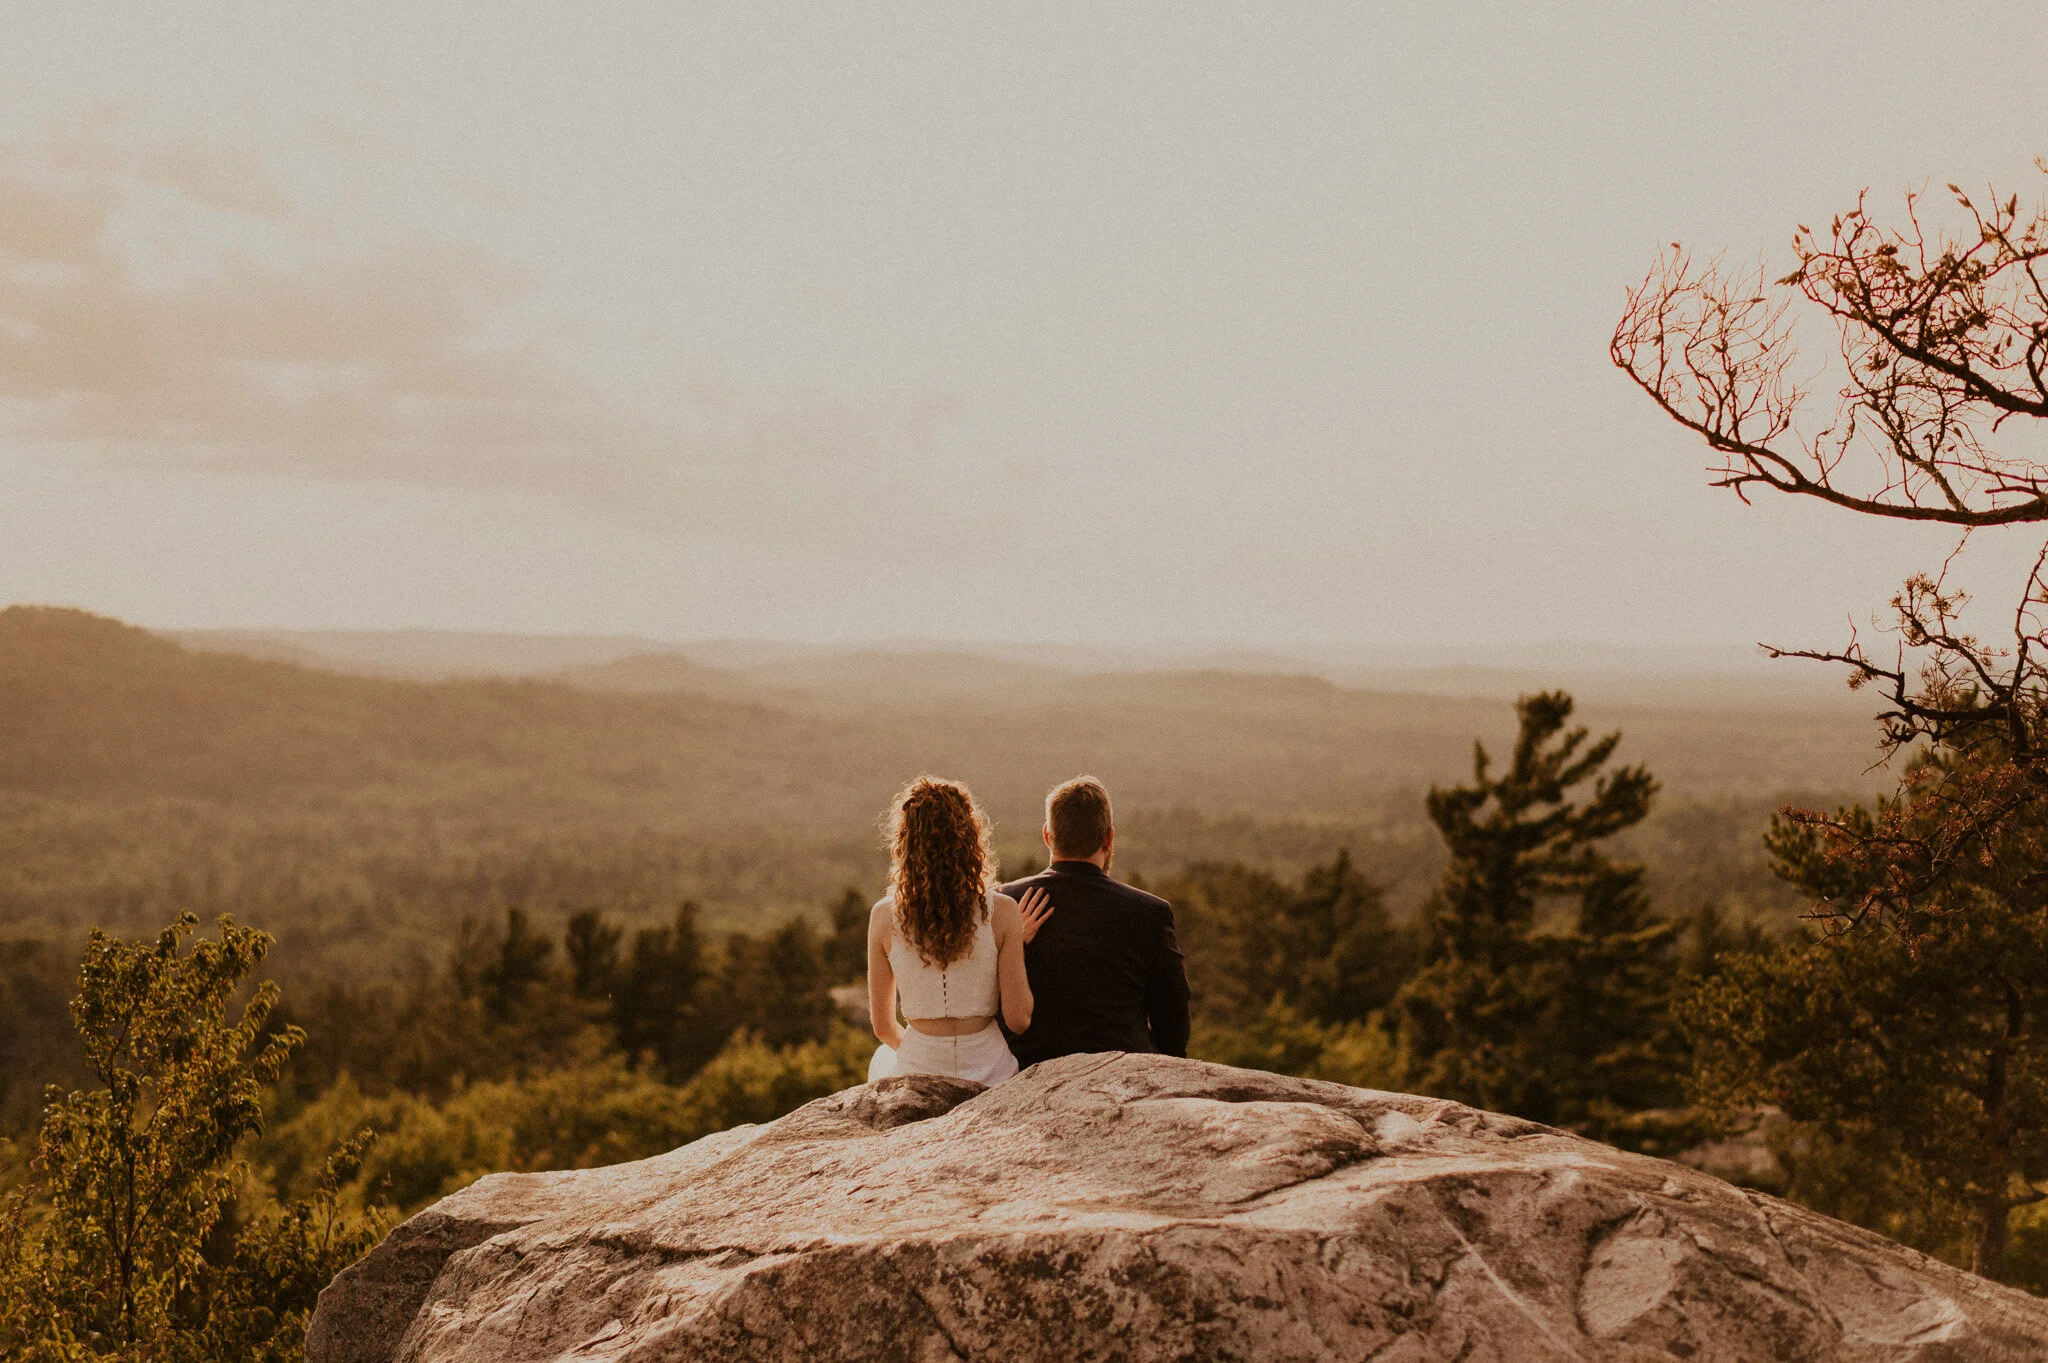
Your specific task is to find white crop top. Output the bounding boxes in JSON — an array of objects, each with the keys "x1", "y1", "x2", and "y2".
[{"x1": 884, "y1": 891, "x2": 1000, "y2": 1019}]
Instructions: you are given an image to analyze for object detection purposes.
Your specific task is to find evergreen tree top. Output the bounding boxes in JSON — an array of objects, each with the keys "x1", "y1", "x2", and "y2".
[{"x1": 1424, "y1": 690, "x2": 1657, "y2": 946}]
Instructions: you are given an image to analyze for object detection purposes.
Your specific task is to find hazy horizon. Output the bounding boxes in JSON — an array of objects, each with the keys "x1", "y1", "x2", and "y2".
[
  {"x1": 162, "y1": 619, "x2": 1799, "y2": 668},
  {"x1": 138, "y1": 614, "x2": 1874, "y2": 716},
  {"x1": 5, "y1": 3, "x2": 2047, "y2": 650}
]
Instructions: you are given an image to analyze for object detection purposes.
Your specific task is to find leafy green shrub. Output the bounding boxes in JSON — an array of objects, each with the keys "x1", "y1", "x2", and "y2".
[
  {"x1": 260, "y1": 1023, "x2": 874, "y2": 1215},
  {"x1": 0, "y1": 915, "x2": 384, "y2": 1362},
  {"x1": 1191, "y1": 998, "x2": 1403, "y2": 1091},
  {"x1": 672, "y1": 1024, "x2": 871, "y2": 1136}
]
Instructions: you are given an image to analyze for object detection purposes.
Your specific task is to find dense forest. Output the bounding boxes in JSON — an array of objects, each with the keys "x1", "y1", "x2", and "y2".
[
  {"x1": 0, "y1": 606, "x2": 1863, "y2": 966},
  {"x1": 12, "y1": 604, "x2": 2014, "y2": 1359}
]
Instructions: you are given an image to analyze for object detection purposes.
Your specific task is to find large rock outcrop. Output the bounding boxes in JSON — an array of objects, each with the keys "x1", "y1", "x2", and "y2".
[{"x1": 308, "y1": 1054, "x2": 2048, "y2": 1361}]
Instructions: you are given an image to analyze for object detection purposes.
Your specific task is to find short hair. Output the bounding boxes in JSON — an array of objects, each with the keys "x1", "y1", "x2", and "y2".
[{"x1": 1046, "y1": 776, "x2": 1113, "y2": 858}]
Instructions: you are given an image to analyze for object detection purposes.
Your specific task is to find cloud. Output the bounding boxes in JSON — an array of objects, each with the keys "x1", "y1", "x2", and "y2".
[{"x1": 0, "y1": 122, "x2": 969, "y2": 538}]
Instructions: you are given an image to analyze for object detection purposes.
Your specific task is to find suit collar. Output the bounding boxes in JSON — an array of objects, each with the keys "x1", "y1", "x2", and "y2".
[{"x1": 1049, "y1": 859, "x2": 1108, "y2": 877}]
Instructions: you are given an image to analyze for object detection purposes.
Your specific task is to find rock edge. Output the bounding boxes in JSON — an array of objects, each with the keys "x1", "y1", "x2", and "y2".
[{"x1": 309, "y1": 1055, "x2": 2048, "y2": 1362}]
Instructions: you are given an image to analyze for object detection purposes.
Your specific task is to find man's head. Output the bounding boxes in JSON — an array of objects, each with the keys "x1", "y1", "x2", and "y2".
[{"x1": 1044, "y1": 776, "x2": 1114, "y2": 866}]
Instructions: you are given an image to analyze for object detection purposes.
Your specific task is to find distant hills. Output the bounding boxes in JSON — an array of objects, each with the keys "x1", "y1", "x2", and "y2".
[
  {"x1": 170, "y1": 627, "x2": 681, "y2": 682},
  {"x1": 1, "y1": 608, "x2": 859, "y2": 827},
  {"x1": 170, "y1": 624, "x2": 1867, "y2": 714},
  {"x1": 0, "y1": 607, "x2": 1889, "y2": 826},
  {"x1": 0, "y1": 606, "x2": 1892, "y2": 962}
]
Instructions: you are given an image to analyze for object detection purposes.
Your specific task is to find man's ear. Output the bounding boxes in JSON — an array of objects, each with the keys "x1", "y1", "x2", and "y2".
[
  {"x1": 1102, "y1": 827, "x2": 1114, "y2": 854},
  {"x1": 1042, "y1": 824, "x2": 1054, "y2": 852}
]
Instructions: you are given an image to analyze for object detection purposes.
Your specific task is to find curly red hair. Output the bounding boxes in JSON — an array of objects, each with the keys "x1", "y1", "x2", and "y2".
[{"x1": 887, "y1": 776, "x2": 995, "y2": 967}]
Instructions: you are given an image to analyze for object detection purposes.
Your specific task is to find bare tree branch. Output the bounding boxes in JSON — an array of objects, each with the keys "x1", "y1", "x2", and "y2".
[{"x1": 1617, "y1": 165, "x2": 2048, "y2": 931}]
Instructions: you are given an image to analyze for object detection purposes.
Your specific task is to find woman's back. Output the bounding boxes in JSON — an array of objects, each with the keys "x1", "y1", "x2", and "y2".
[
  {"x1": 883, "y1": 891, "x2": 999, "y2": 1019},
  {"x1": 866, "y1": 774, "x2": 1033, "y2": 1089}
]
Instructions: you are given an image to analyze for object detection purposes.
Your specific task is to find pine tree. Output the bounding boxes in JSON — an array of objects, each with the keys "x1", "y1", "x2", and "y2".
[
  {"x1": 1392, "y1": 691, "x2": 1679, "y2": 1135},
  {"x1": 1171, "y1": 854, "x2": 1416, "y2": 1031},
  {"x1": 563, "y1": 909, "x2": 623, "y2": 1000},
  {"x1": 1270, "y1": 851, "x2": 1418, "y2": 1026},
  {"x1": 481, "y1": 908, "x2": 555, "y2": 1021},
  {"x1": 1686, "y1": 740, "x2": 2048, "y2": 1281},
  {"x1": 726, "y1": 921, "x2": 835, "y2": 1050},
  {"x1": 1550, "y1": 862, "x2": 1689, "y2": 1129},
  {"x1": 822, "y1": 887, "x2": 870, "y2": 985},
  {"x1": 614, "y1": 902, "x2": 709, "y2": 1080}
]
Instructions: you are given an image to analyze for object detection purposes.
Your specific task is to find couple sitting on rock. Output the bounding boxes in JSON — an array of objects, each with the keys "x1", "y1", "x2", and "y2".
[{"x1": 866, "y1": 774, "x2": 1192, "y2": 1086}]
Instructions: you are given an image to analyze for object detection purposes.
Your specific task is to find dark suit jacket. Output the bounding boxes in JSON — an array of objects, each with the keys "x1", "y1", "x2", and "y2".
[{"x1": 1001, "y1": 860, "x2": 1191, "y2": 1067}]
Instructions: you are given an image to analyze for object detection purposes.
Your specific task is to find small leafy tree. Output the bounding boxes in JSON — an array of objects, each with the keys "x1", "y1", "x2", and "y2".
[
  {"x1": 0, "y1": 914, "x2": 381, "y2": 1360},
  {"x1": 1393, "y1": 692, "x2": 1682, "y2": 1138},
  {"x1": 1686, "y1": 737, "x2": 2048, "y2": 1281}
]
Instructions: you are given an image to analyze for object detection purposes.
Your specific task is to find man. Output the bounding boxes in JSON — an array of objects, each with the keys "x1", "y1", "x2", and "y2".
[{"x1": 1002, "y1": 776, "x2": 1191, "y2": 1067}]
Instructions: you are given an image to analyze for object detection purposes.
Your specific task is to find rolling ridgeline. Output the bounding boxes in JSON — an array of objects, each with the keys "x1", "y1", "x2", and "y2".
[{"x1": 1, "y1": 605, "x2": 1871, "y2": 968}]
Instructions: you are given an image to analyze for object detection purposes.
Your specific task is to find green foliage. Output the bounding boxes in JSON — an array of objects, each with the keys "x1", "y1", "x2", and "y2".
[
  {"x1": 1684, "y1": 744, "x2": 2048, "y2": 1280},
  {"x1": 0, "y1": 915, "x2": 383, "y2": 1361},
  {"x1": 1189, "y1": 998, "x2": 1404, "y2": 1091},
  {"x1": 613, "y1": 903, "x2": 711, "y2": 1080},
  {"x1": 1750, "y1": 1119, "x2": 1973, "y2": 1269},
  {"x1": 273, "y1": 901, "x2": 843, "y2": 1106},
  {"x1": 1169, "y1": 853, "x2": 1421, "y2": 1031},
  {"x1": 1256, "y1": 851, "x2": 1416, "y2": 1026},
  {"x1": 721, "y1": 921, "x2": 836, "y2": 1050},
  {"x1": 562, "y1": 908, "x2": 622, "y2": 1000},
  {"x1": 1166, "y1": 853, "x2": 1421, "y2": 1093},
  {"x1": 2007, "y1": 1201, "x2": 2048, "y2": 1296},
  {"x1": 671, "y1": 1024, "x2": 873, "y2": 1138},
  {"x1": 34, "y1": 914, "x2": 293, "y2": 1350},
  {"x1": 260, "y1": 1026, "x2": 873, "y2": 1215},
  {"x1": 478, "y1": 908, "x2": 554, "y2": 1021},
  {"x1": 822, "y1": 888, "x2": 869, "y2": 984},
  {"x1": 0, "y1": 909, "x2": 868, "y2": 1358},
  {"x1": 0, "y1": 939, "x2": 86, "y2": 1133},
  {"x1": 1419, "y1": 690, "x2": 1658, "y2": 955},
  {"x1": 1391, "y1": 692, "x2": 1686, "y2": 1140}
]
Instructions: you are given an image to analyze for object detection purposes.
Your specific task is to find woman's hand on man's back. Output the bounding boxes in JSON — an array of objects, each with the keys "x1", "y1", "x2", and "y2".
[{"x1": 1018, "y1": 886, "x2": 1054, "y2": 944}]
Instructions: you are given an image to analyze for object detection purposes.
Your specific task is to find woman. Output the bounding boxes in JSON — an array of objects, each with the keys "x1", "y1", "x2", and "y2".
[{"x1": 867, "y1": 776, "x2": 1052, "y2": 1086}]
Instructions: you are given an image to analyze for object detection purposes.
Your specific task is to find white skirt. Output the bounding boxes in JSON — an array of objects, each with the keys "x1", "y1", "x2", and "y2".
[{"x1": 868, "y1": 1023, "x2": 1019, "y2": 1087}]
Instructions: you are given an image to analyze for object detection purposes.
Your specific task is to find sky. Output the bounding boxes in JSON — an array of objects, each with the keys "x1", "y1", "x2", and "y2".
[{"x1": 2, "y1": 2, "x2": 2046, "y2": 652}]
